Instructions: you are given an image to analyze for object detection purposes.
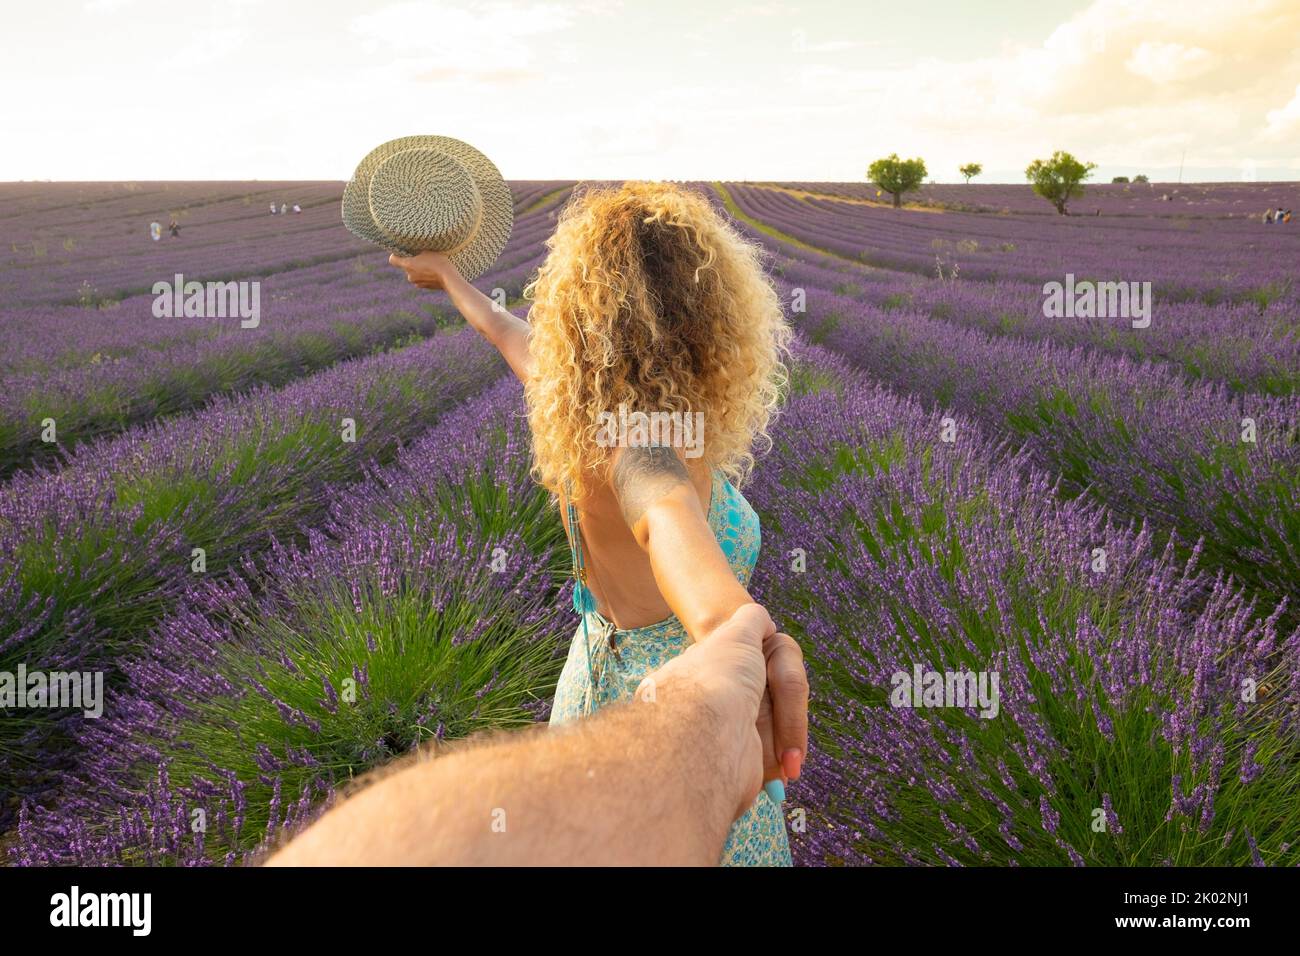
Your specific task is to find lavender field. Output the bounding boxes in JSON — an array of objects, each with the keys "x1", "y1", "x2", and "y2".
[{"x1": 2, "y1": 180, "x2": 1297, "y2": 866}]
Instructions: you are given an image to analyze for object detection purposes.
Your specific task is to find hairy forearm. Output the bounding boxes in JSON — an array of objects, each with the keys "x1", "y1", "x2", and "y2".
[{"x1": 266, "y1": 677, "x2": 737, "y2": 866}]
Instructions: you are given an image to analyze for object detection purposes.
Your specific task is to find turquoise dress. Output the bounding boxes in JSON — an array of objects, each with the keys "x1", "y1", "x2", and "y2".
[{"x1": 549, "y1": 469, "x2": 793, "y2": 866}]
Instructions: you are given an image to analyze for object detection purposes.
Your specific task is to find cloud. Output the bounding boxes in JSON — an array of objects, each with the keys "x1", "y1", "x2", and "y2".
[
  {"x1": 1264, "y1": 84, "x2": 1300, "y2": 139},
  {"x1": 1125, "y1": 41, "x2": 1219, "y2": 84},
  {"x1": 155, "y1": 27, "x2": 247, "y2": 71},
  {"x1": 800, "y1": 0, "x2": 1300, "y2": 175},
  {"x1": 14, "y1": 0, "x2": 1300, "y2": 181},
  {"x1": 84, "y1": 0, "x2": 138, "y2": 12},
  {"x1": 721, "y1": 2, "x2": 800, "y2": 21},
  {"x1": 350, "y1": 1, "x2": 584, "y2": 71},
  {"x1": 796, "y1": 63, "x2": 885, "y2": 93},
  {"x1": 412, "y1": 66, "x2": 538, "y2": 86},
  {"x1": 795, "y1": 37, "x2": 875, "y2": 54}
]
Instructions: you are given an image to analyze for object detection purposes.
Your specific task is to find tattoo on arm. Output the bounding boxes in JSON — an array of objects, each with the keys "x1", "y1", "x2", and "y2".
[{"x1": 612, "y1": 445, "x2": 691, "y2": 528}]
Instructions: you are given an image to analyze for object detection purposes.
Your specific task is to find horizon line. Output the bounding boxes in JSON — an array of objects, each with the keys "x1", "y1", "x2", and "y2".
[{"x1": 3, "y1": 177, "x2": 1299, "y2": 186}]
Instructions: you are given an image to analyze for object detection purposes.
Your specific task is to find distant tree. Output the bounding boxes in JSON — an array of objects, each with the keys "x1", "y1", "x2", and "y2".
[
  {"x1": 1026, "y1": 150, "x2": 1097, "y2": 215},
  {"x1": 868, "y1": 154, "x2": 927, "y2": 208},
  {"x1": 1111, "y1": 176, "x2": 1130, "y2": 184},
  {"x1": 959, "y1": 162, "x2": 983, "y2": 184},
  {"x1": 1133, "y1": 173, "x2": 1150, "y2": 183}
]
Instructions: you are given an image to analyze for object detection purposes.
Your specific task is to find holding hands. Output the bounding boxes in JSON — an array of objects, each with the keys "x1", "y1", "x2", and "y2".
[{"x1": 639, "y1": 603, "x2": 808, "y2": 818}]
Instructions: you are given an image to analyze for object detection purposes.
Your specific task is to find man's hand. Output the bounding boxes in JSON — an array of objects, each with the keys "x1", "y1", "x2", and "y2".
[
  {"x1": 388, "y1": 250, "x2": 458, "y2": 290},
  {"x1": 638, "y1": 603, "x2": 807, "y2": 819}
]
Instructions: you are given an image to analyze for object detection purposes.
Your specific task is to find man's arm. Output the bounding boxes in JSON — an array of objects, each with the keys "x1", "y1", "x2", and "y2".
[
  {"x1": 267, "y1": 687, "x2": 730, "y2": 866},
  {"x1": 267, "y1": 604, "x2": 784, "y2": 867}
]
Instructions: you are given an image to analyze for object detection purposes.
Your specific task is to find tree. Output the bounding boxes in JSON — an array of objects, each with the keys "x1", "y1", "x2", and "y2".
[
  {"x1": 868, "y1": 154, "x2": 927, "y2": 208},
  {"x1": 959, "y1": 162, "x2": 983, "y2": 184},
  {"x1": 1133, "y1": 173, "x2": 1150, "y2": 183},
  {"x1": 1111, "y1": 176, "x2": 1130, "y2": 184},
  {"x1": 1025, "y1": 150, "x2": 1097, "y2": 215}
]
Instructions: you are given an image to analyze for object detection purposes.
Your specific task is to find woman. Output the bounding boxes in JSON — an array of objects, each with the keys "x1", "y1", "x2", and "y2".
[{"x1": 389, "y1": 182, "x2": 804, "y2": 866}]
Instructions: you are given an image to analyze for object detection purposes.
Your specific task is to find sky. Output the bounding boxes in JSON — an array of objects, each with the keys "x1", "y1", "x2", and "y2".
[{"x1": 2, "y1": 0, "x2": 1298, "y2": 183}]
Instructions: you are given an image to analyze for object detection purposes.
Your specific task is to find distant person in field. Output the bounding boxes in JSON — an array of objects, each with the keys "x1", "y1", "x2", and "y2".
[
  {"x1": 149, "y1": 221, "x2": 162, "y2": 241},
  {"x1": 280, "y1": 202, "x2": 287, "y2": 215},
  {"x1": 292, "y1": 203, "x2": 302, "y2": 214},
  {"x1": 1284, "y1": 209, "x2": 1293, "y2": 224},
  {"x1": 387, "y1": 182, "x2": 807, "y2": 867},
  {"x1": 168, "y1": 220, "x2": 181, "y2": 238},
  {"x1": 270, "y1": 202, "x2": 277, "y2": 215}
]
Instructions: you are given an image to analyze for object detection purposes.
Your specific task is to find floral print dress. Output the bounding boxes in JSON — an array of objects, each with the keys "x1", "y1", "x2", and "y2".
[{"x1": 549, "y1": 470, "x2": 792, "y2": 866}]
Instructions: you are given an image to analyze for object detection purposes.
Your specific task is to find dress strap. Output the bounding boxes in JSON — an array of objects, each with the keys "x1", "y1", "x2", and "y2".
[{"x1": 562, "y1": 484, "x2": 609, "y2": 714}]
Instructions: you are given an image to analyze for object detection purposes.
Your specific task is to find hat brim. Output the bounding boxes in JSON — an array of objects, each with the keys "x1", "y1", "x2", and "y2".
[{"x1": 343, "y1": 135, "x2": 513, "y2": 282}]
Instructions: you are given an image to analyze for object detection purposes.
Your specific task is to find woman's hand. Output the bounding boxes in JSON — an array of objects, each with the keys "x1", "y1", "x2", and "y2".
[
  {"x1": 388, "y1": 250, "x2": 459, "y2": 290},
  {"x1": 757, "y1": 628, "x2": 807, "y2": 791},
  {"x1": 387, "y1": 249, "x2": 533, "y2": 382},
  {"x1": 640, "y1": 603, "x2": 808, "y2": 819}
]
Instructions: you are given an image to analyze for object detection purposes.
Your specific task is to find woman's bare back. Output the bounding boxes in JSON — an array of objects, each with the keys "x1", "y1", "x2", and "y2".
[{"x1": 560, "y1": 457, "x2": 714, "y2": 631}]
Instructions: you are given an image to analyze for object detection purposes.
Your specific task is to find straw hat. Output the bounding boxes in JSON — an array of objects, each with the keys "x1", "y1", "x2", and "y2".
[{"x1": 342, "y1": 135, "x2": 513, "y2": 280}]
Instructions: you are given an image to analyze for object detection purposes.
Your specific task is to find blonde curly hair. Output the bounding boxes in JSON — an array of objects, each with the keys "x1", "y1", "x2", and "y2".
[{"x1": 522, "y1": 182, "x2": 791, "y2": 503}]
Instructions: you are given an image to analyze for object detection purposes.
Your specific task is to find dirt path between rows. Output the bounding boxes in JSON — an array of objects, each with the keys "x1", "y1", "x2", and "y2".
[{"x1": 751, "y1": 183, "x2": 946, "y2": 213}]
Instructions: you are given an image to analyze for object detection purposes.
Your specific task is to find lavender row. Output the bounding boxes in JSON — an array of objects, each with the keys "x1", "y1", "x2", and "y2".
[
  {"x1": 11, "y1": 376, "x2": 570, "y2": 864},
  {"x1": 749, "y1": 342, "x2": 1299, "y2": 865},
  {"x1": 727, "y1": 184, "x2": 1299, "y2": 305},
  {"x1": 0, "y1": 192, "x2": 562, "y2": 474},
  {"x1": 717, "y1": 193, "x2": 1300, "y2": 603},
  {"x1": 509, "y1": 181, "x2": 577, "y2": 214},
  {"x1": 0, "y1": 249, "x2": 546, "y2": 479},
  {"x1": 0, "y1": 179, "x2": 558, "y2": 238},
  {"x1": 752, "y1": 244, "x2": 1300, "y2": 397},
  {"x1": 1, "y1": 183, "x2": 567, "y2": 368},
  {"x1": 789, "y1": 286, "x2": 1300, "y2": 608},
  {"x1": 18, "y1": 343, "x2": 1299, "y2": 865},
  {"x1": 838, "y1": 275, "x2": 1300, "y2": 396},
  {"x1": 3, "y1": 207, "x2": 363, "y2": 308},
  {"x1": 0, "y1": 327, "x2": 507, "y2": 815},
  {"x1": 0, "y1": 183, "x2": 344, "y2": 257},
  {"x1": 719, "y1": 185, "x2": 1300, "y2": 404},
  {"x1": 774, "y1": 180, "x2": 1300, "y2": 218},
  {"x1": 1, "y1": 181, "x2": 573, "y2": 308}
]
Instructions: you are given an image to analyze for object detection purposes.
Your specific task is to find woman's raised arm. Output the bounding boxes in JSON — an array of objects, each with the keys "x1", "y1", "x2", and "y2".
[{"x1": 389, "y1": 251, "x2": 532, "y2": 383}]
